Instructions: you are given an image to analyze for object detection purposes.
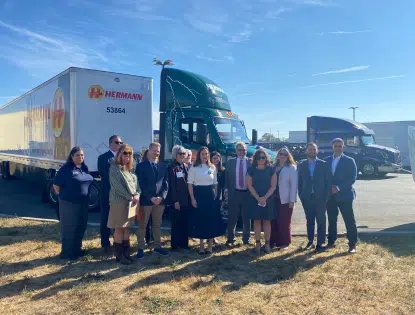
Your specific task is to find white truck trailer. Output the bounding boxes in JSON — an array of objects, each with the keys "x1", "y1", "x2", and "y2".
[{"x1": 0, "y1": 67, "x2": 153, "y2": 208}]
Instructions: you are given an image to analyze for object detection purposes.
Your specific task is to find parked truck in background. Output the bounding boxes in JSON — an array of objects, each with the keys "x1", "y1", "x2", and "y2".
[
  {"x1": 363, "y1": 120, "x2": 415, "y2": 169},
  {"x1": 307, "y1": 116, "x2": 402, "y2": 177},
  {"x1": 0, "y1": 66, "x2": 275, "y2": 209},
  {"x1": 0, "y1": 68, "x2": 153, "y2": 208}
]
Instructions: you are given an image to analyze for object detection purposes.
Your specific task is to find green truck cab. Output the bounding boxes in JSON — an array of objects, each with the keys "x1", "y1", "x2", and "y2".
[{"x1": 158, "y1": 67, "x2": 276, "y2": 163}]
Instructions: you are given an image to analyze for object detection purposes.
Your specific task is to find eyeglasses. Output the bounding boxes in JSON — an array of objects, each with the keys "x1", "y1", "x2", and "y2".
[
  {"x1": 123, "y1": 152, "x2": 132, "y2": 156},
  {"x1": 114, "y1": 141, "x2": 123, "y2": 145},
  {"x1": 257, "y1": 156, "x2": 266, "y2": 160}
]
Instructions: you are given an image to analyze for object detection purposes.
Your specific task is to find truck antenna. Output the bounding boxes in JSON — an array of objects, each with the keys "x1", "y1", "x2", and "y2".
[{"x1": 153, "y1": 58, "x2": 174, "y2": 69}]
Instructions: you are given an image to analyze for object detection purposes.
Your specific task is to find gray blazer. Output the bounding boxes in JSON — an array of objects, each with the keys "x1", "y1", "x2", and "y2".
[
  {"x1": 276, "y1": 164, "x2": 298, "y2": 204},
  {"x1": 225, "y1": 157, "x2": 252, "y2": 198}
]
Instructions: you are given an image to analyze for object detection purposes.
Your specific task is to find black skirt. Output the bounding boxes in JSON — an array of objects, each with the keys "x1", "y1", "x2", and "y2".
[{"x1": 188, "y1": 185, "x2": 225, "y2": 239}]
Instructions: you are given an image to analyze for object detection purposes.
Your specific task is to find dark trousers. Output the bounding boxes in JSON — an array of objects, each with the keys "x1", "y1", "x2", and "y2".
[
  {"x1": 170, "y1": 206, "x2": 189, "y2": 249},
  {"x1": 301, "y1": 197, "x2": 327, "y2": 245},
  {"x1": 227, "y1": 190, "x2": 251, "y2": 243},
  {"x1": 59, "y1": 200, "x2": 88, "y2": 258},
  {"x1": 270, "y1": 199, "x2": 293, "y2": 247},
  {"x1": 327, "y1": 198, "x2": 358, "y2": 246},
  {"x1": 100, "y1": 200, "x2": 111, "y2": 248}
]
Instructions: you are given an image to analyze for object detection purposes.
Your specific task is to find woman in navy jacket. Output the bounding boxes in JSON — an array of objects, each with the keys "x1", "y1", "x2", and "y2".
[
  {"x1": 53, "y1": 147, "x2": 93, "y2": 260},
  {"x1": 167, "y1": 145, "x2": 190, "y2": 250}
]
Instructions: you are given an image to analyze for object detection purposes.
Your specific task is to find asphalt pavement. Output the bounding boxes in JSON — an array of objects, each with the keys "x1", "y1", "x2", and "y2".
[{"x1": 1, "y1": 173, "x2": 414, "y2": 234}]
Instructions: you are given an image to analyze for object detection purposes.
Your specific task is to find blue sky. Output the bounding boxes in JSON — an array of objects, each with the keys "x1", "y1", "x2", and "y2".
[{"x1": 0, "y1": 0, "x2": 414, "y2": 139}]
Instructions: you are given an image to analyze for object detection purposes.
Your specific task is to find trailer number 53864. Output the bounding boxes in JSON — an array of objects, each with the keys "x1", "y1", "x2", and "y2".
[{"x1": 106, "y1": 107, "x2": 126, "y2": 114}]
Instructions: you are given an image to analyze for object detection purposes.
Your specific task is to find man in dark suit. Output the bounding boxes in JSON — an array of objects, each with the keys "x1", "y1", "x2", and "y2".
[
  {"x1": 298, "y1": 142, "x2": 331, "y2": 252},
  {"x1": 97, "y1": 135, "x2": 123, "y2": 252},
  {"x1": 225, "y1": 142, "x2": 252, "y2": 246},
  {"x1": 136, "y1": 142, "x2": 169, "y2": 259},
  {"x1": 325, "y1": 138, "x2": 358, "y2": 253}
]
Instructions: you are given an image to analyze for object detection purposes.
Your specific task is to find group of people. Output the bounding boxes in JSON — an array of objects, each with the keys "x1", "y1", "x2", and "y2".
[{"x1": 53, "y1": 135, "x2": 358, "y2": 263}]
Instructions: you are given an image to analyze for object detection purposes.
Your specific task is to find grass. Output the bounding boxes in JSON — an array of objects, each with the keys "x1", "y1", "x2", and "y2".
[{"x1": 0, "y1": 218, "x2": 414, "y2": 315}]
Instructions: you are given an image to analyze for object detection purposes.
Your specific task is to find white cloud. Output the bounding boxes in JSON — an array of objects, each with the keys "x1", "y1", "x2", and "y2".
[
  {"x1": 300, "y1": 75, "x2": 405, "y2": 88},
  {"x1": 0, "y1": 20, "x2": 110, "y2": 77},
  {"x1": 313, "y1": 65, "x2": 370, "y2": 76},
  {"x1": 287, "y1": 0, "x2": 337, "y2": 6},
  {"x1": 318, "y1": 30, "x2": 373, "y2": 36},
  {"x1": 195, "y1": 55, "x2": 234, "y2": 64},
  {"x1": 229, "y1": 24, "x2": 252, "y2": 43},
  {"x1": 265, "y1": 7, "x2": 292, "y2": 19}
]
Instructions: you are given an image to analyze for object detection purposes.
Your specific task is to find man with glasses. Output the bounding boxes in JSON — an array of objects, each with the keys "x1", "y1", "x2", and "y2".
[
  {"x1": 225, "y1": 142, "x2": 252, "y2": 246},
  {"x1": 298, "y1": 142, "x2": 331, "y2": 253},
  {"x1": 325, "y1": 138, "x2": 358, "y2": 253},
  {"x1": 97, "y1": 135, "x2": 123, "y2": 253}
]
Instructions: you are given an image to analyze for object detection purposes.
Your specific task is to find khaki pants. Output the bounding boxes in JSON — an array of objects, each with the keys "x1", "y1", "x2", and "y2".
[{"x1": 137, "y1": 205, "x2": 165, "y2": 249}]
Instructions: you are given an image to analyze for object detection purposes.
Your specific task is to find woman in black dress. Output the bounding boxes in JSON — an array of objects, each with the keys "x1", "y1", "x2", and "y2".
[
  {"x1": 247, "y1": 148, "x2": 278, "y2": 255},
  {"x1": 188, "y1": 147, "x2": 225, "y2": 254},
  {"x1": 167, "y1": 145, "x2": 190, "y2": 250}
]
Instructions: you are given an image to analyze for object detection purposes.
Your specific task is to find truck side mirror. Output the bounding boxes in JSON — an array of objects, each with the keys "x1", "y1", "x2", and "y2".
[
  {"x1": 252, "y1": 129, "x2": 258, "y2": 145},
  {"x1": 196, "y1": 123, "x2": 208, "y2": 146}
]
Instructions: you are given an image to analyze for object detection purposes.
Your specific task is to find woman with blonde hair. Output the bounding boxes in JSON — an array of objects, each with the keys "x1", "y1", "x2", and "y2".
[
  {"x1": 270, "y1": 147, "x2": 298, "y2": 250},
  {"x1": 247, "y1": 148, "x2": 278, "y2": 255},
  {"x1": 108, "y1": 144, "x2": 141, "y2": 264}
]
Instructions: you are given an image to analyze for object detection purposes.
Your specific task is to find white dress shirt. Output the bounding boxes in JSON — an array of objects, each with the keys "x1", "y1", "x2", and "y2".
[
  {"x1": 110, "y1": 150, "x2": 117, "y2": 156},
  {"x1": 187, "y1": 164, "x2": 218, "y2": 186},
  {"x1": 332, "y1": 154, "x2": 342, "y2": 175},
  {"x1": 236, "y1": 158, "x2": 248, "y2": 190}
]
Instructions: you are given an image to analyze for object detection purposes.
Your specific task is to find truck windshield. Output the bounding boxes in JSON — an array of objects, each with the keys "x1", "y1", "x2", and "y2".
[
  {"x1": 213, "y1": 117, "x2": 250, "y2": 144},
  {"x1": 361, "y1": 135, "x2": 375, "y2": 145}
]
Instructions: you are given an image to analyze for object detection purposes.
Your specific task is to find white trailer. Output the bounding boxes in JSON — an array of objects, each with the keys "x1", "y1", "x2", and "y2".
[
  {"x1": 364, "y1": 120, "x2": 415, "y2": 168},
  {"x1": 0, "y1": 67, "x2": 153, "y2": 208}
]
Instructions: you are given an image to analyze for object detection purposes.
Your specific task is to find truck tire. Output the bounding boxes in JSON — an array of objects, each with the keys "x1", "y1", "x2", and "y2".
[
  {"x1": 0, "y1": 162, "x2": 11, "y2": 180},
  {"x1": 88, "y1": 180, "x2": 100, "y2": 211},
  {"x1": 48, "y1": 180, "x2": 100, "y2": 211},
  {"x1": 362, "y1": 162, "x2": 377, "y2": 177}
]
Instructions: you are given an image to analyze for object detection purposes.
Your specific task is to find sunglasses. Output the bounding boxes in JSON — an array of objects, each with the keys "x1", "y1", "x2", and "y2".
[
  {"x1": 178, "y1": 152, "x2": 186, "y2": 156},
  {"x1": 256, "y1": 156, "x2": 266, "y2": 160},
  {"x1": 114, "y1": 141, "x2": 123, "y2": 145},
  {"x1": 123, "y1": 152, "x2": 132, "y2": 156}
]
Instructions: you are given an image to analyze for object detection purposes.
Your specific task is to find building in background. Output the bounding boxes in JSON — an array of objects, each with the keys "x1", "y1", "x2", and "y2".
[
  {"x1": 364, "y1": 121, "x2": 415, "y2": 169},
  {"x1": 288, "y1": 130, "x2": 307, "y2": 143}
]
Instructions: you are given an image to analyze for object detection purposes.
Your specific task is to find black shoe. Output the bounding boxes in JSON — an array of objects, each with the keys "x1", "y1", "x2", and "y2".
[
  {"x1": 304, "y1": 242, "x2": 315, "y2": 250},
  {"x1": 327, "y1": 243, "x2": 336, "y2": 249},
  {"x1": 102, "y1": 245, "x2": 111, "y2": 254},
  {"x1": 348, "y1": 246, "x2": 357, "y2": 254},
  {"x1": 226, "y1": 240, "x2": 236, "y2": 247},
  {"x1": 315, "y1": 245, "x2": 328, "y2": 253}
]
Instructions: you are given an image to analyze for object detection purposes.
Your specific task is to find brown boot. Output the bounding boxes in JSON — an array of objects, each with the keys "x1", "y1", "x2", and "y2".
[
  {"x1": 113, "y1": 242, "x2": 131, "y2": 265},
  {"x1": 122, "y1": 240, "x2": 134, "y2": 262}
]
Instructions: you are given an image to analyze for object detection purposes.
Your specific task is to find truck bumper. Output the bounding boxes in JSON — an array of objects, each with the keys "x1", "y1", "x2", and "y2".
[{"x1": 378, "y1": 163, "x2": 402, "y2": 173}]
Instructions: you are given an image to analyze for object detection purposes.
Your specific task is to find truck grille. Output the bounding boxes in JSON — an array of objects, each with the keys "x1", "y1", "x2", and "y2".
[{"x1": 395, "y1": 152, "x2": 401, "y2": 164}]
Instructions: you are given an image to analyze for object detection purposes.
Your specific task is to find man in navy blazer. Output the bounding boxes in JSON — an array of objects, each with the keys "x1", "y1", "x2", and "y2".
[
  {"x1": 97, "y1": 135, "x2": 123, "y2": 252},
  {"x1": 298, "y1": 142, "x2": 331, "y2": 252},
  {"x1": 325, "y1": 138, "x2": 358, "y2": 253},
  {"x1": 136, "y1": 142, "x2": 169, "y2": 259}
]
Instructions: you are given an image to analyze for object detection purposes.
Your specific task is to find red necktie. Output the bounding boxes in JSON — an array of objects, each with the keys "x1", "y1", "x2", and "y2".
[{"x1": 239, "y1": 159, "x2": 244, "y2": 189}]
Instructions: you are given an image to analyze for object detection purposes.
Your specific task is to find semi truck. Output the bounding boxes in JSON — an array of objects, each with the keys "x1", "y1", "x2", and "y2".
[
  {"x1": 0, "y1": 66, "x2": 275, "y2": 209},
  {"x1": 307, "y1": 116, "x2": 402, "y2": 177}
]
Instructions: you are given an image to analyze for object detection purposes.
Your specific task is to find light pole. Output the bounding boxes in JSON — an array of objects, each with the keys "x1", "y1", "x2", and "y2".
[{"x1": 349, "y1": 106, "x2": 359, "y2": 121}]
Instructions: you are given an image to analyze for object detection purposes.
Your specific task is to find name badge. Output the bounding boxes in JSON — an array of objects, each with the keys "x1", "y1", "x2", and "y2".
[
  {"x1": 72, "y1": 171, "x2": 80, "y2": 176},
  {"x1": 176, "y1": 172, "x2": 183, "y2": 178}
]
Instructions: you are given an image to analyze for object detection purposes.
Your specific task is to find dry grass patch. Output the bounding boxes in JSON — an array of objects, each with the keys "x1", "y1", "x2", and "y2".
[{"x1": 0, "y1": 217, "x2": 414, "y2": 315}]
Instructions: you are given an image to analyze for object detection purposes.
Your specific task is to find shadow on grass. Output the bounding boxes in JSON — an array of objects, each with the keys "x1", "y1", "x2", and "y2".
[
  {"x1": 359, "y1": 232, "x2": 415, "y2": 257},
  {"x1": 125, "y1": 247, "x2": 349, "y2": 292}
]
